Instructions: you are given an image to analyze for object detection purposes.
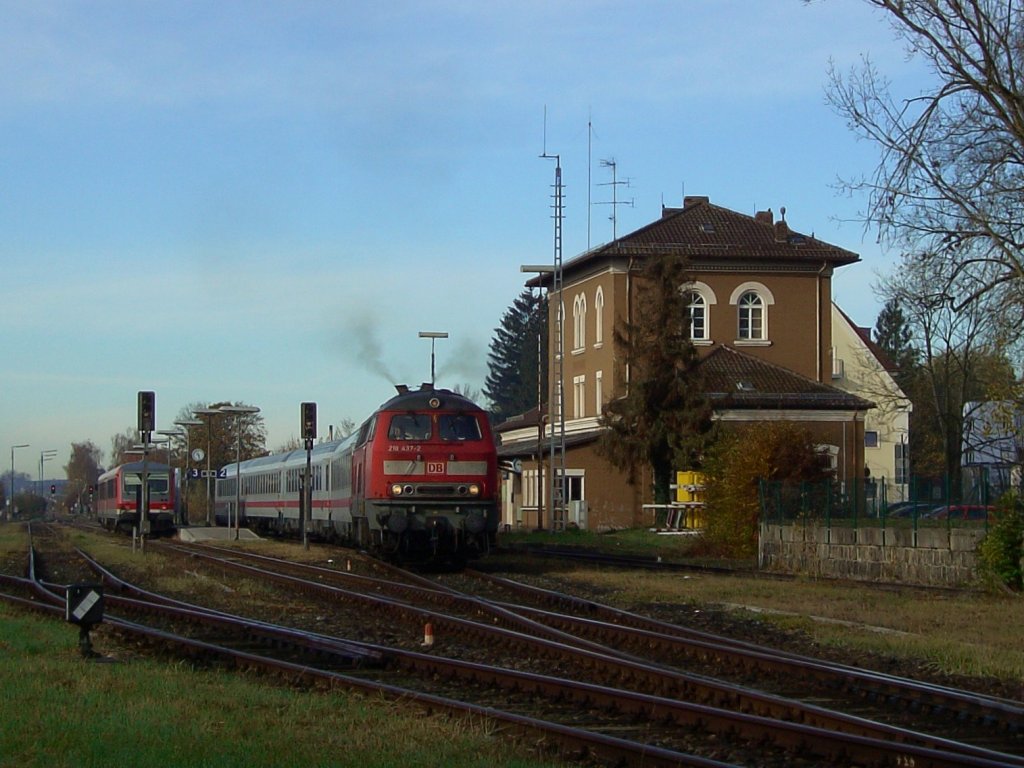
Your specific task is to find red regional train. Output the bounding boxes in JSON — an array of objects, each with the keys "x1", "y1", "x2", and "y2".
[
  {"x1": 95, "y1": 460, "x2": 176, "y2": 535},
  {"x1": 214, "y1": 385, "x2": 499, "y2": 566}
]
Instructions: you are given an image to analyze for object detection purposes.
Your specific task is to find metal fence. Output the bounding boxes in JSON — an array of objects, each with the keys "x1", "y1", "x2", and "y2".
[{"x1": 759, "y1": 470, "x2": 1013, "y2": 528}]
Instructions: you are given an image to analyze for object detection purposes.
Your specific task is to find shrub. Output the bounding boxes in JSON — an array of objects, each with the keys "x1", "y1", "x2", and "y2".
[
  {"x1": 703, "y1": 422, "x2": 828, "y2": 558},
  {"x1": 977, "y1": 492, "x2": 1024, "y2": 592}
]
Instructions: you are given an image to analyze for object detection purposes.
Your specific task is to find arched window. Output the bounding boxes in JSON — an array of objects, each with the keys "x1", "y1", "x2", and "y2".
[
  {"x1": 738, "y1": 291, "x2": 765, "y2": 340},
  {"x1": 572, "y1": 293, "x2": 587, "y2": 351},
  {"x1": 686, "y1": 291, "x2": 706, "y2": 340},
  {"x1": 594, "y1": 287, "x2": 604, "y2": 346}
]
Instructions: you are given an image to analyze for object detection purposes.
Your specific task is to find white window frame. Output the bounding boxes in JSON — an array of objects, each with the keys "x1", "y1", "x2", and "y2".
[
  {"x1": 594, "y1": 286, "x2": 604, "y2": 347},
  {"x1": 730, "y1": 282, "x2": 774, "y2": 345}
]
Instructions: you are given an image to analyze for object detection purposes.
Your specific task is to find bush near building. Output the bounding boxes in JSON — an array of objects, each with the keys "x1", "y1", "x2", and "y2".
[{"x1": 703, "y1": 422, "x2": 829, "y2": 558}]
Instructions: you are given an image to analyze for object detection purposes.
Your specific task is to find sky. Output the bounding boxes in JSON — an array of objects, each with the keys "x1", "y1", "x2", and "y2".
[{"x1": 1, "y1": 1, "x2": 934, "y2": 478}]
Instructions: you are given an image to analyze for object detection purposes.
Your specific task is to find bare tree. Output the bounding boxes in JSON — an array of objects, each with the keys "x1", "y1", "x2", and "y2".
[
  {"x1": 826, "y1": 0, "x2": 1024, "y2": 307},
  {"x1": 881, "y1": 254, "x2": 1017, "y2": 493}
]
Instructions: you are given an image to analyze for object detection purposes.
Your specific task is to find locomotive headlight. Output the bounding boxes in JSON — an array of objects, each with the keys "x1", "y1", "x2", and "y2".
[
  {"x1": 468, "y1": 483, "x2": 480, "y2": 496},
  {"x1": 390, "y1": 483, "x2": 404, "y2": 496}
]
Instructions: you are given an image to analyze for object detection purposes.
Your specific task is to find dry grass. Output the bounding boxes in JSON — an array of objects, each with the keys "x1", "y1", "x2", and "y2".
[{"x1": 556, "y1": 568, "x2": 1024, "y2": 681}]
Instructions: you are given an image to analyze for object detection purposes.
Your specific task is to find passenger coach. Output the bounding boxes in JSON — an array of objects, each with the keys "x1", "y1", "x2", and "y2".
[{"x1": 95, "y1": 460, "x2": 176, "y2": 535}]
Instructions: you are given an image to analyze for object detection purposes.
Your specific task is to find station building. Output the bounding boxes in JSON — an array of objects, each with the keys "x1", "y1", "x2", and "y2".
[{"x1": 497, "y1": 196, "x2": 883, "y2": 531}]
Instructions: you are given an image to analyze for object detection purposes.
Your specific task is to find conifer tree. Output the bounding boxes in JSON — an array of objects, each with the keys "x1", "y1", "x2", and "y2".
[
  {"x1": 598, "y1": 254, "x2": 713, "y2": 503},
  {"x1": 484, "y1": 289, "x2": 547, "y2": 423}
]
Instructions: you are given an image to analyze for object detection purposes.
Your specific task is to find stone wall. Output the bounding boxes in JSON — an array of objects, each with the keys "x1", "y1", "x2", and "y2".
[{"x1": 759, "y1": 522, "x2": 987, "y2": 586}]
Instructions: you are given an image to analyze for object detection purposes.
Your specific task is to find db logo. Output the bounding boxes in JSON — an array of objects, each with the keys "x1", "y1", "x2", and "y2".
[{"x1": 426, "y1": 461, "x2": 445, "y2": 474}]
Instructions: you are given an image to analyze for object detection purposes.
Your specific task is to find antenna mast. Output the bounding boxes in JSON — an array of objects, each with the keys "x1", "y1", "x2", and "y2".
[
  {"x1": 596, "y1": 158, "x2": 633, "y2": 241},
  {"x1": 540, "y1": 111, "x2": 566, "y2": 532}
]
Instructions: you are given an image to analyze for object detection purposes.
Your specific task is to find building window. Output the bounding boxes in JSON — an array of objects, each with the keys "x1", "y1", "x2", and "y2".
[
  {"x1": 595, "y1": 370, "x2": 603, "y2": 414},
  {"x1": 686, "y1": 291, "x2": 707, "y2": 340},
  {"x1": 865, "y1": 431, "x2": 879, "y2": 448},
  {"x1": 594, "y1": 287, "x2": 604, "y2": 346},
  {"x1": 737, "y1": 291, "x2": 765, "y2": 340},
  {"x1": 895, "y1": 442, "x2": 908, "y2": 485},
  {"x1": 572, "y1": 294, "x2": 587, "y2": 351},
  {"x1": 573, "y1": 375, "x2": 585, "y2": 419}
]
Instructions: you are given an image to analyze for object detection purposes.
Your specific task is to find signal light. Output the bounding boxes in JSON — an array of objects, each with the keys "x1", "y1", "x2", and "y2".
[
  {"x1": 301, "y1": 402, "x2": 317, "y2": 440},
  {"x1": 138, "y1": 391, "x2": 155, "y2": 432},
  {"x1": 50, "y1": 484, "x2": 56, "y2": 494}
]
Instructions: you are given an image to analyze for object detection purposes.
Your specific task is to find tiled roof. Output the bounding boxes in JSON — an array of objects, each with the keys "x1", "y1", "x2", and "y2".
[
  {"x1": 698, "y1": 345, "x2": 874, "y2": 411},
  {"x1": 537, "y1": 197, "x2": 859, "y2": 285}
]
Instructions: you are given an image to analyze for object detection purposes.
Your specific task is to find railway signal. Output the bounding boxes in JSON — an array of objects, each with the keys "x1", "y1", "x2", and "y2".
[
  {"x1": 301, "y1": 402, "x2": 316, "y2": 551},
  {"x1": 137, "y1": 391, "x2": 155, "y2": 433},
  {"x1": 301, "y1": 402, "x2": 317, "y2": 442}
]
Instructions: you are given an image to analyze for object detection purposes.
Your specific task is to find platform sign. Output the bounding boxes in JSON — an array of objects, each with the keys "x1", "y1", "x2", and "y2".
[{"x1": 66, "y1": 584, "x2": 104, "y2": 626}]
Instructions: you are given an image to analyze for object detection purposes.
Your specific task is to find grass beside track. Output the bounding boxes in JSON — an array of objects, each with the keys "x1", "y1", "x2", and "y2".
[
  {"x1": 500, "y1": 529, "x2": 1024, "y2": 684},
  {"x1": 0, "y1": 523, "x2": 563, "y2": 768}
]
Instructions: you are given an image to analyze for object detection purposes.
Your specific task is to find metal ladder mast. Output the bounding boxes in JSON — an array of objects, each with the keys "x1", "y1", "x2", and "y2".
[{"x1": 549, "y1": 159, "x2": 566, "y2": 530}]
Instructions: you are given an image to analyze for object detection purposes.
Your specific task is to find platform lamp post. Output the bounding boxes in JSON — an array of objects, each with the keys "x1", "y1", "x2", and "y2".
[
  {"x1": 174, "y1": 419, "x2": 203, "y2": 525},
  {"x1": 219, "y1": 405, "x2": 260, "y2": 540},
  {"x1": 157, "y1": 429, "x2": 185, "y2": 526},
  {"x1": 193, "y1": 408, "x2": 223, "y2": 526},
  {"x1": 8, "y1": 444, "x2": 28, "y2": 521},
  {"x1": 418, "y1": 331, "x2": 448, "y2": 387}
]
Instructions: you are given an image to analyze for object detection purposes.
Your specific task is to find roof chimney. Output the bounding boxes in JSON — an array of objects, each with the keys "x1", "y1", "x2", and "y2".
[
  {"x1": 774, "y1": 205, "x2": 789, "y2": 242},
  {"x1": 754, "y1": 208, "x2": 773, "y2": 225},
  {"x1": 683, "y1": 195, "x2": 709, "y2": 207}
]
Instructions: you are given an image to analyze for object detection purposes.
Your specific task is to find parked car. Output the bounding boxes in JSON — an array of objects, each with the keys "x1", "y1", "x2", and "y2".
[
  {"x1": 922, "y1": 504, "x2": 995, "y2": 522},
  {"x1": 883, "y1": 501, "x2": 938, "y2": 519}
]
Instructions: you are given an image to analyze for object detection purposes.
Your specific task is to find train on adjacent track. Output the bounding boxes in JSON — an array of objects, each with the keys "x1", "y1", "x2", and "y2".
[
  {"x1": 94, "y1": 460, "x2": 177, "y2": 535},
  {"x1": 214, "y1": 385, "x2": 500, "y2": 567}
]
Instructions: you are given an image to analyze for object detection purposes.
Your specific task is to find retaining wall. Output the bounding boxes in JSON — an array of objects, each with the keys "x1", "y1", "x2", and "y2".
[{"x1": 759, "y1": 522, "x2": 987, "y2": 586}]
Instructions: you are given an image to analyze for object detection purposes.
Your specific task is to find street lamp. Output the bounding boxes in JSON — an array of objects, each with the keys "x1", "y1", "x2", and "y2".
[
  {"x1": 219, "y1": 405, "x2": 260, "y2": 540},
  {"x1": 193, "y1": 408, "x2": 223, "y2": 526},
  {"x1": 8, "y1": 444, "x2": 29, "y2": 521},
  {"x1": 174, "y1": 419, "x2": 203, "y2": 526},
  {"x1": 418, "y1": 331, "x2": 448, "y2": 387},
  {"x1": 157, "y1": 429, "x2": 185, "y2": 525}
]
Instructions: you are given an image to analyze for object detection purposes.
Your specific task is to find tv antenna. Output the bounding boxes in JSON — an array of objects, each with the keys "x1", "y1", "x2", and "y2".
[{"x1": 595, "y1": 158, "x2": 633, "y2": 241}]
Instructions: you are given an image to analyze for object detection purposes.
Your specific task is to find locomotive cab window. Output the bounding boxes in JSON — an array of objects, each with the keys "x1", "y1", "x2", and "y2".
[
  {"x1": 440, "y1": 414, "x2": 482, "y2": 441},
  {"x1": 388, "y1": 414, "x2": 432, "y2": 441}
]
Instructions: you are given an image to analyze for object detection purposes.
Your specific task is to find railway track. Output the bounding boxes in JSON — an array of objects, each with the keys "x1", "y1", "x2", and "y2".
[
  {"x1": 176, "y1": 541, "x2": 1024, "y2": 742},
  {"x1": 3, "y1": 523, "x2": 1023, "y2": 766}
]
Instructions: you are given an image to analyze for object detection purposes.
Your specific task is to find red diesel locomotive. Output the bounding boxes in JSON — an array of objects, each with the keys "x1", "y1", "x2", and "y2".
[{"x1": 215, "y1": 385, "x2": 499, "y2": 566}]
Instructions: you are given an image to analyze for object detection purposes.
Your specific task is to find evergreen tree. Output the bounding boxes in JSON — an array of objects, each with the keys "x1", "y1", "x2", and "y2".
[
  {"x1": 484, "y1": 289, "x2": 547, "y2": 423},
  {"x1": 872, "y1": 298, "x2": 917, "y2": 385},
  {"x1": 598, "y1": 254, "x2": 714, "y2": 503}
]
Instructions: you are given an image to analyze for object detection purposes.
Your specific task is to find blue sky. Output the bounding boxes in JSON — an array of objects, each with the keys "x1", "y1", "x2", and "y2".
[{"x1": 2, "y1": 1, "x2": 930, "y2": 475}]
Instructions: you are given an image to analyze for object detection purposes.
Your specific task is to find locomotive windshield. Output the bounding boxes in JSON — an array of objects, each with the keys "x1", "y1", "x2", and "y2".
[
  {"x1": 439, "y1": 414, "x2": 482, "y2": 441},
  {"x1": 388, "y1": 414, "x2": 432, "y2": 441},
  {"x1": 123, "y1": 474, "x2": 169, "y2": 497}
]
